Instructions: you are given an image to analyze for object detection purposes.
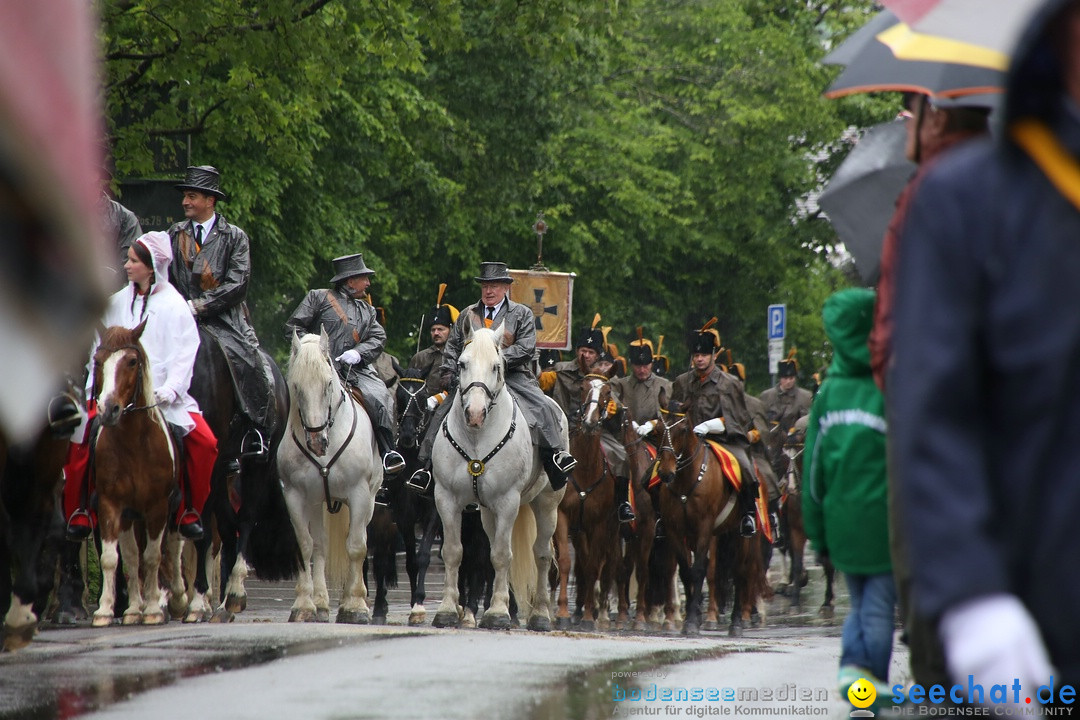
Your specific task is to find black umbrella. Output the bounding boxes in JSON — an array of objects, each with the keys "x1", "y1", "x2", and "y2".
[
  {"x1": 822, "y1": 10, "x2": 1004, "y2": 100},
  {"x1": 818, "y1": 121, "x2": 916, "y2": 286}
]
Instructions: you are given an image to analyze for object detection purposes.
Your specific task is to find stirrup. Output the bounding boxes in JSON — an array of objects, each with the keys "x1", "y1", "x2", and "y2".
[
  {"x1": 406, "y1": 468, "x2": 432, "y2": 494},
  {"x1": 374, "y1": 486, "x2": 390, "y2": 508},
  {"x1": 551, "y1": 450, "x2": 577, "y2": 474},
  {"x1": 740, "y1": 513, "x2": 757, "y2": 538},
  {"x1": 178, "y1": 509, "x2": 205, "y2": 540},
  {"x1": 48, "y1": 393, "x2": 82, "y2": 436},
  {"x1": 617, "y1": 502, "x2": 636, "y2": 524},
  {"x1": 382, "y1": 451, "x2": 406, "y2": 475},
  {"x1": 65, "y1": 509, "x2": 93, "y2": 542},
  {"x1": 240, "y1": 428, "x2": 269, "y2": 458}
]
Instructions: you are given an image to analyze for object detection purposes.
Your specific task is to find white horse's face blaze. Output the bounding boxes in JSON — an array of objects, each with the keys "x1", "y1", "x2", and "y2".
[
  {"x1": 289, "y1": 337, "x2": 338, "y2": 457},
  {"x1": 458, "y1": 329, "x2": 505, "y2": 429}
]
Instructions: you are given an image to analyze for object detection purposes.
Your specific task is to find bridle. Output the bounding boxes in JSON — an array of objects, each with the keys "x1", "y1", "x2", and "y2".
[
  {"x1": 656, "y1": 407, "x2": 737, "y2": 531},
  {"x1": 95, "y1": 344, "x2": 163, "y2": 416},
  {"x1": 571, "y1": 374, "x2": 613, "y2": 431},
  {"x1": 396, "y1": 377, "x2": 431, "y2": 438},
  {"x1": 290, "y1": 357, "x2": 357, "y2": 514}
]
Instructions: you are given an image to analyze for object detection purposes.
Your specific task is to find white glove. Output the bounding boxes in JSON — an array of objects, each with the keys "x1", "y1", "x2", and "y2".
[
  {"x1": 940, "y1": 594, "x2": 1054, "y2": 705},
  {"x1": 634, "y1": 420, "x2": 656, "y2": 437},
  {"x1": 187, "y1": 300, "x2": 198, "y2": 316},
  {"x1": 426, "y1": 395, "x2": 439, "y2": 412},
  {"x1": 336, "y1": 349, "x2": 362, "y2": 365},
  {"x1": 693, "y1": 418, "x2": 726, "y2": 436},
  {"x1": 153, "y1": 387, "x2": 177, "y2": 406}
]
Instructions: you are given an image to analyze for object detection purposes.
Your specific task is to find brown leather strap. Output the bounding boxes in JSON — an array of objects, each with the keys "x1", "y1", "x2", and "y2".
[{"x1": 325, "y1": 290, "x2": 361, "y2": 344}]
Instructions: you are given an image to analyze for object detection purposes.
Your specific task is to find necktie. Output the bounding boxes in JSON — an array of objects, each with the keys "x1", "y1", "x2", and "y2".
[
  {"x1": 485, "y1": 306, "x2": 494, "y2": 328},
  {"x1": 194, "y1": 224, "x2": 204, "y2": 251}
]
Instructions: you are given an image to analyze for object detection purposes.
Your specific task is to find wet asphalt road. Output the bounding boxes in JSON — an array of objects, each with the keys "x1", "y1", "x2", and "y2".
[{"x1": 0, "y1": 551, "x2": 902, "y2": 720}]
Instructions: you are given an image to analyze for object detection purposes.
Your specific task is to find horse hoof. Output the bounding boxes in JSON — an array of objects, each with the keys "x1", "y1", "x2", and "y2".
[
  {"x1": 819, "y1": 605, "x2": 835, "y2": 619},
  {"x1": 2, "y1": 623, "x2": 36, "y2": 651},
  {"x1": 168, "y1": 598, "x2": 188, "y2": 620},
  {"x1": 336, "y1": 609, "x2": 370, "y2": 625},
  {"x1": 432, "y1": 611, "x2": 459, "y2": 628},
  {"x1": 121, "y1": 612, "x2": 141, "y2": 626},
  {"x1": 289, "y1": 608, "x2": 316, "y2": 623},
  {"x1": 143, "y1": 612, "x2": 166, "y2": 626},
  {"x1": 682, "y1": 623, "x2": 701, "y2": 636},
  {"x1": 371, "y1": 615, "x2": 387, "y2": 626},
  {"x1": 578, "y1": 619, "x2": 595, "y2": 633},
  {"x1": 528, "y1": 615, "x2": 552, "y2": 632},
  {"x1": 554, "y1": 616, "x2": 572, "y2": 631},
  {"x1": 702, "y1": 620, "x2": 718, "y2": 632},
  {"x1": 92, "y1": 613, "x2": 113, "y2": 628},
  {"x1": 728, "y1": 623, "x2": 744, "y2": 638},
  {"x1": 225, "y1": 594, "x2": 247, "y2": 614},
  {"x1": 408, "y1": 608, "x2": 427, "y2": 626},
  {"x1": 479, "y1": 612, "x2": 512, "y2": 630},
  {"x1": 207, "y1": 608, "x2": 233, "y2": 626},
  {"x1": 315, "y1": 608, "x2": 331, "y2": 623}
]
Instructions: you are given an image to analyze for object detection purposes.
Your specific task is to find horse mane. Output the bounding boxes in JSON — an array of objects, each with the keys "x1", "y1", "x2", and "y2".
[
  {"x1": 289, "y1": 334, "x2": 337, "y2": 388},
  {"x1": 461, "y1": 327, "x2": 503, "y2": 366}
]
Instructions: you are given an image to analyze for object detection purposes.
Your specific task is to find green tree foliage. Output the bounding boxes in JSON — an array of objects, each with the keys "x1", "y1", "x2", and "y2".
[{"x1": 101, "y1": 0, "x2": 890, "y2": 389}]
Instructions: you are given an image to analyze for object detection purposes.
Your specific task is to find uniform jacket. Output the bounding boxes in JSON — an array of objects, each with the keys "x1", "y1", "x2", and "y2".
[
  {"x1": 409, "y1": 344, "x2": 445, "y2": 396},
  {"x1": 890, "y1": 0, "x2": 1080, "y2": 682},
  {"x1": 759, "y1": 384, "x2": 812, "y2": 434},
  {"x1": 284, "y1": 287, "x2": 386, "y2": 386},
  {"x1": 804, "y1": 288, "x2": 889, "y2": 575},
  {"x1": 671, "y1": 364, "x2": 753, "y2": 438},
  {"x1": 440, "y1": 299, "x2": 536, "y2": 380},
  {"x1": 546, "y1": 359, "x2": 589, "y2": 420},
  {"x1": 609, "y1": 372, "x2": 672, "y2": 424}
]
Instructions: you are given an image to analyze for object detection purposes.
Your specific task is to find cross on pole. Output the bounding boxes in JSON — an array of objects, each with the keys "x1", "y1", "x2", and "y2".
[{"x1": 530, "y1": 212, "x2": 548, "y2": 271}]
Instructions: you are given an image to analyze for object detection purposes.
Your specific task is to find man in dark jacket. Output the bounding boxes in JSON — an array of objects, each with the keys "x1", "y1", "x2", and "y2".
[
  {"x1": 759, "y1": 355, "x2": 813, "y2": 435},
  {"x1": 407, "y1": 262, "x2": 576, "y2": 493},
  {"x1": 284, "y1": 253, "x2": 406, "y2": 483},
  {"x1": 890, "y1": 0, "x2": 1080, "y2": 695},
  {"x1": 168, "y1": 165, "x2": 274, "y2": 437},
  {"x1": 409, "y1": 286, "x2": 457, "y2": 399}
]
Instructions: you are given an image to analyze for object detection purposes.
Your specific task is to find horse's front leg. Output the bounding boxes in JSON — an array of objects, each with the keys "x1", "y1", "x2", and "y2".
[
  {"x1": 139, "y1": 521, "x2": 168, "y2": 625},
  {"x1": 682, "y1": 530, "x2": 710, "y2": 636},
  {"x1": 527, "y1": 493, "x2": 561, "y2": 632},
  {"x1": 116, "y1": 526, "x2": 144, "y2": 625},
  {"x1": 478, "y1": 502, "x2": 514, "y2": 630},
  {"x1": 283, "y1": 487, "x2": 317, "y2": 622},
  {"x1": 164, "y1": 531, "x2": 188, "y2": 619},
  {"x1": 703, "y1": 534, "x2": 720, "y2": 631},
  {"x1": 432, "y1": 490, "x2": 463, "y2": 628},
  {"x1": 338, "y1": 489, "x2": 374, "y2": 624},
  {"x1": 410, "y1": 509, "x2": 440, "y2": 626}
]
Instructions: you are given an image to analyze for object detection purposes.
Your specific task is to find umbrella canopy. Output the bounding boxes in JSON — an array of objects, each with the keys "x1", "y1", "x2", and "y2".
[
  {"x1": 881, "y1": 0, "x2": 1042, "y2": 55},
  {"x1": 823, "y1": 10, "x2": 1005, "y2": 99},
  {"x1": 819, "y1": 121, "x2": 917, "y2": 286}
]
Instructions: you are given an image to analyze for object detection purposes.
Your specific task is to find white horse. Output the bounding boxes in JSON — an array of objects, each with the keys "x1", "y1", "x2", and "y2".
[
  {"x1": 276, "y1": 330, "x2": 380, "y2": 623},
  {"x1": 431, "y1": 321, "x2": 567, "y2": 630}
]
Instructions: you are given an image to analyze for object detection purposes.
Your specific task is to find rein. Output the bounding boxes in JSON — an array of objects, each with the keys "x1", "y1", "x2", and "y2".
[
  {"x1": 441, "y1": 397, "x2": 518, "y2": 508},
  {"x1": 291, "y1": 389, "x2": 357, "y2": 514},
  {"x1": 658, "y1": 411, "x2": 738, "y2": 532}
]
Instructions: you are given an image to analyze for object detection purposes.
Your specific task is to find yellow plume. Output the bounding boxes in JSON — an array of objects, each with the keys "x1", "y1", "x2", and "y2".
[
  {"x1": 591, "y1": 312, "x2": 602, "y2": 330},
  {"x1": 656, "y1": 335, "x2": 664, "y2": 356},
  {"x1": 700, "y1": 316, "x2": 718, "y2": 332},
  {"x1": 636, "y1": 326, "x2": 644, "y2": 343},
  {"x1": 436, "y1": 282, "x2": 447, "y2": 307}
]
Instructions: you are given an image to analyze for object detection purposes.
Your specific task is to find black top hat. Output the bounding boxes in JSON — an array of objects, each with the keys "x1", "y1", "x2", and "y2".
[
  {"x1": 430, "y1": 304, "x2": 458, "y2": 328},
  {"x1": 175, "y1": 165, "x2": 227, "y2": 201},
  {"x1": 627, "y1": 339, "x2": 654, "y2": 366},
  {"x1": 777, "y1": 359, "x2": 798, "y2": 378},
  {"x1": 538, "y1": 349, "x2": 563, "y2": 369},
  {"x1": 330, "y1": 253, "x2": 375, "y2": 284},
  {"x1": 474, "y1": 261, "x2": 513, "y2": 283},
  {"x1": 688, "y1": 317, "x2": 720, "y2": 356}
]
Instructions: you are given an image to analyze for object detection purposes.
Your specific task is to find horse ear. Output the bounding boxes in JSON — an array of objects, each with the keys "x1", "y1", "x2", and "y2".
[
  {"x1": 658, "y1": 387, "x2": 667, "y2": 410},
  {"x1": 131, "y1": 319, "x2": 148, "y2": 341},
  {"x1": 291, "y1": 328, "x2": 302, "y2": 358},
  {"x1": 318, "y1": 325, "x2": 330, "y2": 355}
]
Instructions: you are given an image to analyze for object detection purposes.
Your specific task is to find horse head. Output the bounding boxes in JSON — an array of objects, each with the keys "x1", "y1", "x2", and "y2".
[
  {"x1": 653, "y1": 388, "x2": 694, "y2": 485},
  {"x1": 395, "y1": 369, "x2": 430, "y2": 450},
  {"x1": 93, "y1": 321, "x2": 152, "y2": 428},
  {"x1": 287, "y1": 328, "x2": 341, "y2": 457},
  {"x1": 457, "y1": 321, "x2": 506, "y2": 429},
  {"x1": 575, "y1": 374, "x2": 612, "y2": 433}
]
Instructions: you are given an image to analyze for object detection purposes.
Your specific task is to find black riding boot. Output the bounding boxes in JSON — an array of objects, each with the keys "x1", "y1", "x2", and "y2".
[
  {"x1": 769, "y1": 498, "x2": 784, "y2": 549},
  {"x1": 616, "y1": 476, "x2": 635, "y2": 523},
  {"x1": 375, "y1": 426, "x2": 406, "y2": 475},
  {"x1": 541, "y1": 447, "x2": 577, "y2": 491}
]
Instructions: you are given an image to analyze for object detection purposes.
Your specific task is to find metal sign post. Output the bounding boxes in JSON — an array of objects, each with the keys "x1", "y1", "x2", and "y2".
[{"x1": 767, "y1": 304, "x2": 786, "y2": 382}]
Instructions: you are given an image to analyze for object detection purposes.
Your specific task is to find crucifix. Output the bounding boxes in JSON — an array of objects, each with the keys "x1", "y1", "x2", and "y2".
[{"x1": 530, "y1": 212, "x2": 548, "y2": 271}]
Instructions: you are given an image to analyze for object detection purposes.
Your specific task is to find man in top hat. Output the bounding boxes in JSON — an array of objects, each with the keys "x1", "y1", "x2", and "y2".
[
  {"x1": 167, "y1": 165, "x2": 275, "y2": 438},
  {"x1": 671, "y1": 320, "x2": 762, "y2": 537},
  {"x1": 610, "y1": 332, "x2": 673, "y2": 524},
  {"x1": 407, "y1": 261, "x2": 576, "y2": 493},
  {"x1": 284, "y1": 253, "x2": 406, "y2": 488},
  {"x1": 409, "y1": 284, "x2": 459, "y2": 399},
  {"x1": 759, "y1": 351, "x2": 813, "y2": 436}
]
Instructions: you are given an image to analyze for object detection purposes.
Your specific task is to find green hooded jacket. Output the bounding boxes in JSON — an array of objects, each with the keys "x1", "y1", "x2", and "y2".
[{"x1": 803, "y1": 288, "x2": 890, "y2": 575}]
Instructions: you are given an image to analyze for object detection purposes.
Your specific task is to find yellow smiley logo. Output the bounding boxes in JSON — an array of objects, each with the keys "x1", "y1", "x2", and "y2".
[{"x1": 847, "y1": 678, "x2": 877, "y2": 709}]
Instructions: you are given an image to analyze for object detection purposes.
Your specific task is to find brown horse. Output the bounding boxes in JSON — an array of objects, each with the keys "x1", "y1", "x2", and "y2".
[
  {"x1": 90, "y1": 322, "x2": 182, "y2": 626},
  {"x1": 554, "y1": 374, "x2": 620, "y2": 631},
  {"x1": 652, "y1": 402, "x2": 768, "y2": 635},
  {"x1": 776, "y1": 417, "x2": 836, "y2": 617}
]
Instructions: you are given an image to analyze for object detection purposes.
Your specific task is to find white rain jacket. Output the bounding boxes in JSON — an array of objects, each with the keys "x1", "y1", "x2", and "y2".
[{"x1": 87, "y1": 230, "x2": 201, "y2": 435}]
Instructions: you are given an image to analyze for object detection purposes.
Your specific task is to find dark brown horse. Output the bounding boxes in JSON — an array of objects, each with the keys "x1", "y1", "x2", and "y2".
[
  {"x1": 652, "y1": 401, "x2": 768, "y2": 635},
  {"x1": 554, "y1": 375, "x2": 620, "y2": 631},
  {"x1": 90, "y1": 323, "x2": 181, "y2": 626},
  {"x1": 187, "y1": 326, "x2": 297, "y2": 622}
]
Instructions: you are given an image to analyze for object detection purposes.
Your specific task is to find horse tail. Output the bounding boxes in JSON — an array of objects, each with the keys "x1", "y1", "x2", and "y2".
[
  {"x1": 245, "y1": 462, "x2": 302, "y2": 581},
  {"x1": 509, "y1": 503, "x2": 538, "y2": 621},
  {"x1": 735, "y1": 532, "x2": 772, "y2": 612},
  {"x1": 325, "y1": 506, "x2": 351, "y2": 592}
]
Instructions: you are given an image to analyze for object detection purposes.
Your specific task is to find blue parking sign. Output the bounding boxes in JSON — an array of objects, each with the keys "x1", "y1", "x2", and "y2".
[{"x1": 768, "y1": 304, "x2": 786, "y2": 341}]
